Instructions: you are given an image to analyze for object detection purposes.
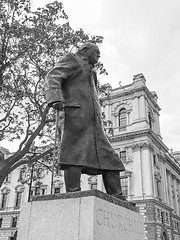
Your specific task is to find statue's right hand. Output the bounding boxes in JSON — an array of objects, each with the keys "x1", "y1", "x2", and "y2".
[{"x1": 51, "y1": 102, "x2": 65, "y2": 111}]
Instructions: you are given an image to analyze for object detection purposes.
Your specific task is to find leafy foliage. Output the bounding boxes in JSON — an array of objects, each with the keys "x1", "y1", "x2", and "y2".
[{"x1": 0, "y1": 0, "x2": 106, "y2": 186}]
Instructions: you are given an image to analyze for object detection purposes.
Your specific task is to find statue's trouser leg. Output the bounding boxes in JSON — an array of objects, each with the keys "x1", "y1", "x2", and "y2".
[
  {"x1": 64, "y1": 166, "x2": 81, "y2": 192},
  {"x1": 102, "y1": 170, "x2": 123, "y2": 197}
]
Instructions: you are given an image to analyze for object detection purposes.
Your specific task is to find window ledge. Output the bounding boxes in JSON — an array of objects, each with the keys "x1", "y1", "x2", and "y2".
[{"x1": 14, "y1": 206, "x2": 20, "y2": 210}]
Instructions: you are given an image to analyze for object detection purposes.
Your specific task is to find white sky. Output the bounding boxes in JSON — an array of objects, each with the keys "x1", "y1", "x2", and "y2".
[{"x1": 2, "y1": 0, "x2": 180, "y2": 152}]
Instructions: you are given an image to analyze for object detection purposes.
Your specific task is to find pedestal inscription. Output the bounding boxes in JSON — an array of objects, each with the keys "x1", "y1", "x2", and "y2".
[
  {"x1": 92, "y1": 196, "x2": 144, "y2": 239},
  {"x1": 17, "y1": 190, "x2": 145, "y2": 240},
  {"x1": 96, "y1": 208, "x2": 144, "y2": 233}
]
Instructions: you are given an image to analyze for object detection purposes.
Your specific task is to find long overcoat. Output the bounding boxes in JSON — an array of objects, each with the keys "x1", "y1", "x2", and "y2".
[{"x1": 44, "y1": 53, "x2": 125, "y2": 175}]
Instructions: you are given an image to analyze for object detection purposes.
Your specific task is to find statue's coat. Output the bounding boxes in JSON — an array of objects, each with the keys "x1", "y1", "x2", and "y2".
[{"x1": 44, "y1": 53, "x2": 125, "y2": 174}]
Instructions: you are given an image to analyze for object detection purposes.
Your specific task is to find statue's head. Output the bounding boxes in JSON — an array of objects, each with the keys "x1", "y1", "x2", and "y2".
[{"x1": 77, "y1": 42, "x2": 100, "y2": 66}]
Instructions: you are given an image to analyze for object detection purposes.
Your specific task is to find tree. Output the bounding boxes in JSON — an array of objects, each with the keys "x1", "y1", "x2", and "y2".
[{"x1": 0, "y1": 0, "x2": 106, "y2": 187}]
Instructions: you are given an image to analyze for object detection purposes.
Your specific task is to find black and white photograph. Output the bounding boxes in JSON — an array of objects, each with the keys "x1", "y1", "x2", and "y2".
[{"x1": 0, "y1": 0, "x2": 180, "y2": 239}]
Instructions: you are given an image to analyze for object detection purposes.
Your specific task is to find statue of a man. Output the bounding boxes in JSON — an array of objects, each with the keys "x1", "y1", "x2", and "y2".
[{"x1": 44, "y1": 42, "x2": 126, "y2": 200}]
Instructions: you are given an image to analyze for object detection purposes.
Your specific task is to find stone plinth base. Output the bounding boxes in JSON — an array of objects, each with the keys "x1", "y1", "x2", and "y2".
[{"x1": 17, "y1": 190, "x2": 144, "y2": 240}]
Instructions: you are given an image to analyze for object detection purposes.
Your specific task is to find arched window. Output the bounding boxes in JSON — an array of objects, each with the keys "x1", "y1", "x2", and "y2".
[
  {"x1": 1, "y1": 193, "x2": 7, "y2": 209},
  {"x1": 4, "y1": 173, "x2": 11, "y2": 184},
  {"x1": 53, "y1": 180, "x2": 63, "y2": 194},
  {"x1": 88, "y1": 176, "x2": 97, "y2": 190},
  {"x1": 14, "y1": 185, "x2": 24, "y2": 209},
  {"x1": 119, "y1": 108, "x2": 127, "y2": 129},
  {"x1": 0, "y1": 187, "x2": 10, "y2": 209}
]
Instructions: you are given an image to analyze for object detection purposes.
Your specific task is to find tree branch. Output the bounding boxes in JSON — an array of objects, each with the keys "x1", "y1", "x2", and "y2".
[
  {"x1": 8, "y1": 147, "x2": 53, "y2": 174},
  {"x1": 7, "y1": 105, "x2": 50, "y2": 164}
]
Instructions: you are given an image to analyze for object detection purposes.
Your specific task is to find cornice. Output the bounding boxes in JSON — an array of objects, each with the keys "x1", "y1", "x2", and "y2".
[
  {"x1": 171, "y1": 212, "x2": 180, "y2": 220},
  {"x1": 102, "y1": 85, "x2": 161, "y2": 111},
  {"x1": 109, "y1": 129, "x2": 169, "y2": 151},
  {"x1": 134, "y1": 198, "x2": 173, "y2": 212},
  {"x1": 109, "y1": 129, "x2": 149, "y2": 142},
  {"x1": 0, "y1": 210, "x2": 20, "y2": 215},
  {"x1": 166, "y1": 157, "x2": 180, "y2": 174},
  {"x1": 131, "y1": 142, "x2": 154, "y2": 152}
]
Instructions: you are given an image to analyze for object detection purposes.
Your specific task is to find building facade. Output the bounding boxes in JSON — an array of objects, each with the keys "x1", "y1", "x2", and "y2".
[{"x1": 0, "y1": 73, "x2": 180, "y2": 240}]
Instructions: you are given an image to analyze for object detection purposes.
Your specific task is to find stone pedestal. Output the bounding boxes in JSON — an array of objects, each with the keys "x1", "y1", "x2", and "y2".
[{"x1": 17, "y1": 190, "x2": 145, "y2": 240}]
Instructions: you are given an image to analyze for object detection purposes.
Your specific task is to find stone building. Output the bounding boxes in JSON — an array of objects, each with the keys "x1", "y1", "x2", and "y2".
[
  {"x1": 101, "y1": 73, "x2": 180, "y2": 240},
  {"x1": 0, "y1": 73, "x2": 180, "y2": 240}
]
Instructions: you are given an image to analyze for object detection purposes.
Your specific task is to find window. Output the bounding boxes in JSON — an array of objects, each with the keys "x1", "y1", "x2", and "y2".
[
  {"x1": 14, "y1": 186, "x2": 24, "y2": 208},
  {"x1": 120, "y1": 177, "x2": 128, "y2": 196},
  {"x1": 90, "y1": 183, "x2": 97, "y2": 190},
  {"x1": 4, "y1": 174, "x2": 11, "y2": 183},
  {"x1": 0, "y1": 218, "x2": 3, "y2": 228},
  {"x1": 164, "y1": 212, "x2": 169, "y2": 223},
  {"x1": 34, "y1": 182, "x2": 42, "y2": 196},
  {"x1": 156, "y1": 208, "x2": 161, "y2": 220},
  {"x1": 88, "y1": 176, "x2": 97, "y2": 190},
  {"x1": 161, "y1": 211, "x2": 164, "y2": 224},
  {"x1": 9, "y1": 231, "x2": 17, "y2": 240},
  {"x1": 19, "y1": 169, "x2": 25, "y2": 181},
  {"x1": 154, "y1": 172, "x2": 162, "y2": 200},
  {"x1": 31, "y1": 183, "x2": 47, "y2": 196},
  {"x1": 42, "y1": 189, "x2": 46, "y2": 195},
  {"x1": 54, "y1": 187, "x2": 60, "y2": 194},
  {"x1": 120, "y1": 151, "x2": 126, "y2": 162},
  {"x1": 153, "y1": 154, "x2": 156, "y2": 165},
  {"x1": 55, "y1": 166, "x2": 62, "y2": 176},
  {"x1": 15, "y1": 192, "x2": 22, "y2": 208},
  {"x1": 119, "y1": 108, "x2": 127, "y2": 128},
  {"x1": 11, "y1": 217, "x2": 18, "y2": 228},
  {"x1": 156, "y1": 179, "x2": 161, "y2": 199},
  {"x1": 148, "y1": 112, "x2": 152, "y2": 129},
  {"x1": 53, "y1": 180, "x2": 63, "y2": 194},
  {"x1": 173, "y1": 220, "x2": 179, "y2": 231},
  {"x1": 35, "y1": 186, "x2": 40, "y2": 196},
  {"x1": 1, "y1": 193, "x2": 7, "y2": 209}
]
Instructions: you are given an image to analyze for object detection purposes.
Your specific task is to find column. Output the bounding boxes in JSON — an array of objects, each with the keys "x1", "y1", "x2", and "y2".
[
  {"x1": 177, "y1": 180, "x2": 180, "y2": 215},
  {"x1": 166, "y1": 172, "x2": 173, "y2": 208},
  {"x1": 162, "y1": 165, "x2": 169, "y2": 204},
  {"x1": 172, "y1": 176, "x2": 178, "y2": 213},
  {"x1": 141, "y1": 143, "x2": 153, "y2": 197},
  {"x1": 132, "y1": 144, "x2": 143, "y2": 197},
  {"x1": 107, "y1": 102, "x2": 111, "y2": 120},
  {"x1": 153, "y1": 111, "x2": 160, "y2": 136},
  {"x1": 97, "y1": 175, "x2": 105, "y2": 192},
  {"x1": 132, "y1": 97, "x2": 139, "y2": 121},
  {"x1": 156, "y1": 112, "x2": 161, "y2": 137},
  {"x1": 139, "y1": 95, "x2": 146, "y2": 119}
]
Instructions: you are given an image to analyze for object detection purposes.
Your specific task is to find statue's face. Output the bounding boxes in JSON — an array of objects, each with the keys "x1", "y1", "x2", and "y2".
[{"x1": 87, "y1": 46, "x2": 100, "y2": 65}]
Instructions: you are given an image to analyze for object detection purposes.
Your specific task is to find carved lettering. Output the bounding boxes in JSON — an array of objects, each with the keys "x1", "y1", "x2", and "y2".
[
  {"x1": 118, "y1": 214, "x2": 124, "y2": 230},
  {"x1": 96, "y1": 208, "x2": 144, "y2": 235},
  {"x1": 96, "y1": 209, "x2": 103, "y2": 225},
  {"x1": 111, "y1": 212, "x2": 118, "y2": 228},
  {"x1": 103, "y1": 210, "x2": 110, "y2": 227}
]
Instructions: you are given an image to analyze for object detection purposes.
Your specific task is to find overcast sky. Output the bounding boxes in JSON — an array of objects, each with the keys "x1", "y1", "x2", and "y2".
[{"x1": 2, "y1": 0, "x2": 180, "y2": 152}]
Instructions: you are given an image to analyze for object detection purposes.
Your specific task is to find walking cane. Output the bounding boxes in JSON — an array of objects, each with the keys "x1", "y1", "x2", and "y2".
[{"x1": 51, "y1": 109, "x2": 59, "y2": 194}]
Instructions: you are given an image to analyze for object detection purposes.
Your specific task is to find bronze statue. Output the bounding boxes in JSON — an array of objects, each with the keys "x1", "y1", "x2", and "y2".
[{"x1": 44, "y1": 42, "x2": 126, "y2": 200}]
